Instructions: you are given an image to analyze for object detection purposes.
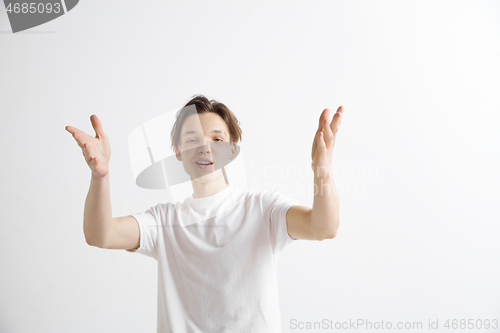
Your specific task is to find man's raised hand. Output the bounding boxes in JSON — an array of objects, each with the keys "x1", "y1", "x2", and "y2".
[
  {"x1": 65, "y1": 115, "x2": 111, "y2": 178},
  {"x1": 311, "y1": 106, "x2": 343, "y2": 178}
]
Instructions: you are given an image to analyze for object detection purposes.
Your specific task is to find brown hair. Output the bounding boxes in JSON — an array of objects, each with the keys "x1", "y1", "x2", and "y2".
[{"x1": 170, "y1": 94, "x2": 243, "y2": 152}]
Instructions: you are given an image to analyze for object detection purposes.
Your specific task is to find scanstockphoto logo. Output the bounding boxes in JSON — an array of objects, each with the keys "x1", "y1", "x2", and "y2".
[{"x1": 3, "y1": 0, "x2": 79, "y2": 33}]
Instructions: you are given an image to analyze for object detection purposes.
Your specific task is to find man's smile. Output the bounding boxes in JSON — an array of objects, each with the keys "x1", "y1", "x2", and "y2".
[{"x1": 195, "y1": 158, "x2": 214, "y2": 169}]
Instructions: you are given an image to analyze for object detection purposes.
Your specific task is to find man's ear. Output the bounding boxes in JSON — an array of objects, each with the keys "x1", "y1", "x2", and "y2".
[
  {"x1": 175, "y1": 149, "x2": 182, "y2": 161},
  {"x1": 229, "y1": 142, "x2": 237, "y2": 160}
]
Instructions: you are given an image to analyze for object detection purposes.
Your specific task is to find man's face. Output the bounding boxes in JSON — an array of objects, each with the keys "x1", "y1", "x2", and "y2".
[{"x1": 175, "y1": 112, "x2": 236, "y2": 184}]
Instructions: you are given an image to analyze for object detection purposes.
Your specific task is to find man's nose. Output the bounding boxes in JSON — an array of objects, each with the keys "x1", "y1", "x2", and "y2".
[{"x1": 198, "y1": 138, "x2": 211, "y2": 152}]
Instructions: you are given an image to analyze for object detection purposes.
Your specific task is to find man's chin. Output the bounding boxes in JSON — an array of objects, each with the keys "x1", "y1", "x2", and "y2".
[{"x1": 191, "y1": 170, "x2": 222, "y2": 183}]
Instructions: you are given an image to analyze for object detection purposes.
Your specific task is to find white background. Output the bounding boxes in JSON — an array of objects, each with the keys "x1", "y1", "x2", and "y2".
[{"x1": 1, "y1": 1, "x2": 499, "y2": 332}]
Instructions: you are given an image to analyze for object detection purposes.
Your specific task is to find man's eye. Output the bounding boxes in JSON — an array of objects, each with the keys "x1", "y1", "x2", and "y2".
[
  {"x1": 186, "y1": 139, "x2": 195, "y2": 143},
  {"x1": 214, "y1": 138, "x2": 223, "y2": 142}
]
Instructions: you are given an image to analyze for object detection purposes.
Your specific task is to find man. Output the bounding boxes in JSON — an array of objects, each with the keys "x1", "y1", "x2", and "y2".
[{"x1": 65, "y1": 94, "x2": 342, "y2": 332}]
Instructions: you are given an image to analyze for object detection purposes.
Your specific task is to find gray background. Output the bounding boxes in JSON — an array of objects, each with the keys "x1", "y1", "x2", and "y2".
[{"x1": 1, "y1": 0, "x2": 499, "y2": 332}]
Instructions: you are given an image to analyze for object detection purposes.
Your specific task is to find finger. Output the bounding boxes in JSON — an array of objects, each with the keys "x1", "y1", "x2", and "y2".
[
  {"x1": 67, "y1": 126, "x2": 90, "y2": 149},
  {"x1": 90, "y1": 115, "x2": 106, "y2": 139},
  {"x1": 313, "y1": 109, "x2": 328, "y2": 159},
  {"x1": 86, "y1": 153, "x2": 99, "y2": 167},
  {"x1": 317, "y1": 108, "x2": 330, "y2": 133},
  {"x1": 322, "y1": 117, "x2": 334, "y2": 146},
  {"x1": 83, "y1": 150, "x2": 92, "y2": 165},
  {"x1": 65, "y1": 125, "x2": 89, "y2": 137},
  {"x1": 83, "y1": 141, "x2": 95, "y2": 154},
  {"x1": 329, "y1": 106, "x2": 343, "y2": 133},
  {"x1": 311, "y1": 132, "x2": 318, "y2": 160},
  {"x1": 86, "y1": 156, "x2": 97, "y2": 169},
  {"x1": 317, "y1": 131, "x2": 327, "y2": 150},
  {"x1": 65, "y1": 125, "x2": 75, "y2": 134},
  {"x1": 83, "y1": 141, "x2": 99, "y2": 162},
  {"x1": 82, "y1": 143, "x2": 94, "y2": 163}
]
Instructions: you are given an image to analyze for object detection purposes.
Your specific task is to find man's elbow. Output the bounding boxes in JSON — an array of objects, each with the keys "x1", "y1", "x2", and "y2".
[
  {"x1": 319, "y1": 232, "x2": 337, "y2": 240},
  {"x1": 85, "y1": 234, "x2": 106, "y2": 248},
  {"x1": 317, "y1": 225, "x2": 339, "y2": 240}
]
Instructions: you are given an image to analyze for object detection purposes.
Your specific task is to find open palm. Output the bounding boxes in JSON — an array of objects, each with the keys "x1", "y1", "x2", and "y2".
[
  {"x1": 65, "y1": 115, "x2": 111, "y2": 178},
  {"x1": 311, "y1": 106, "x2": 343, "y2": 178}
]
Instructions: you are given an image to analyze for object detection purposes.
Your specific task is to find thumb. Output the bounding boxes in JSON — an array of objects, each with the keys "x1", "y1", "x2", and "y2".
[{"x1": 90, "y1": 115, "x2": 106, "y2": 138}]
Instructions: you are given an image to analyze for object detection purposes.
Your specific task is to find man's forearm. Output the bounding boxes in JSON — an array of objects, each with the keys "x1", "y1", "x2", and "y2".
[
  {"x1": 310, "y1": 174, "x2": 339, "y2": 240},
  {"x1": 83, "y1": 174, "x2": 113, "y2": 247}
]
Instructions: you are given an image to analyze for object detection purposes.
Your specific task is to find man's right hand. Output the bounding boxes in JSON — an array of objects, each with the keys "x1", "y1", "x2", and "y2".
[{"x1": 65, "y1": 115, "x2": 111, "y2": 178}]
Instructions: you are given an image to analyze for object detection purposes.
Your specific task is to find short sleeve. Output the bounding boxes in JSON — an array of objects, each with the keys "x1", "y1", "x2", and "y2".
[
  {"x1": 266, "y1": 190, "x2": 300, "y2": 256},
  {"x1": 125, "y1": 206, "x2": 159, "y2": 260}
]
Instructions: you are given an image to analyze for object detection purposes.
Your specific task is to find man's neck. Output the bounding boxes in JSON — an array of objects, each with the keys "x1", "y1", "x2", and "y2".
[{"x1": 191, "y1": 178, "x2": 229, "y2": 198}]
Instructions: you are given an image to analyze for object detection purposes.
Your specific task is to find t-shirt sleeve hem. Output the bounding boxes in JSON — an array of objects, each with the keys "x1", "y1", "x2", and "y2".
[
  {"x1": 125, "y1": 214, "x2": 142, "y2": 253},
  {"x1": 284, "y1": 203, "x2": 299, "y2": 241},
  {"x1": 124, "y1": 209, "x2": 159, "y2": 261}
]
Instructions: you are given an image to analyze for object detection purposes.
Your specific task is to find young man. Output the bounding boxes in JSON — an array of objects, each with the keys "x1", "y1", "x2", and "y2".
[{"x1": 65, "y1": 95, "x2": 342, "y2": 333}]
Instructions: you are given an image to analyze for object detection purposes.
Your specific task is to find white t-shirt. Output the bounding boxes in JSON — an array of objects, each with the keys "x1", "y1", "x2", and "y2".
[{"x1": 126, "y1": 183, "x2": 300, "y2": 333}]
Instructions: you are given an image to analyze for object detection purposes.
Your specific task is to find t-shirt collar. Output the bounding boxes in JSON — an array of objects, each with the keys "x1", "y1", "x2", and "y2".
[{"x1": 185, "y1": 183, "x2": 234, "y2": 209}]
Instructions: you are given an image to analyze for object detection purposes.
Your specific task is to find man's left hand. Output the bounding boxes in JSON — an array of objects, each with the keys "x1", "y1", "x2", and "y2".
[{"x1": 311, "y1": 106, "x2": 343, "y2": 178}]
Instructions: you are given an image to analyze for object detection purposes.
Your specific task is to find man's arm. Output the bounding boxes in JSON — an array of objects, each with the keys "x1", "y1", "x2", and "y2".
[
  {"x1": 83, "y1": 173, "x2": 114, "y2": 247},
  {"x1": 66, "y1": 115, "x2": 116, "y2": 248},
  {"x1": 84, "y1": 173, "x2": 140, "y2": 249},
  {"x1": 286, "y1": 174, "x2": 339, "y2": 241},
  {"x1": 286, "y1": 106, "x2": 343, "y2": 241}
]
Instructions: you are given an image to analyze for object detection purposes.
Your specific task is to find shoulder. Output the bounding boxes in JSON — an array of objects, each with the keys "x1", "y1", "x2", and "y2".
[{"x1": 145, "y1": 201, "x2": 175, "y2": 215}]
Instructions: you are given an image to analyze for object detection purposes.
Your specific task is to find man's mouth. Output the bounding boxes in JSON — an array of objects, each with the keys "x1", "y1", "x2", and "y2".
[
  {"x1": 196, "y1": 160, "x2": 213, "y2": 165},
  {"x1": 195, "y1": 159, "x2": 213, "y2": 167}
]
